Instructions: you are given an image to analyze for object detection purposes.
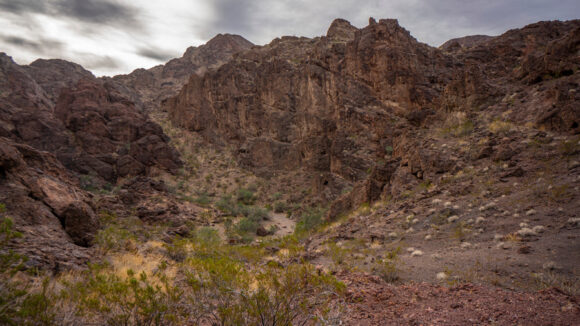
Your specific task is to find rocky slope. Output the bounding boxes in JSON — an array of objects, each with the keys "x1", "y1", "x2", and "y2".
[
  {"x1": 0, "y1": 137, "x2": 98, "y2": 270},
  {"x1": 107, "y1": 34, "x2": 253, "y2": 112},
  {"x1": 0, "y1": 53, "x2": 183, "y2": 267},
  {"x1": 0, "y1": 54, "x2": 182, "y2": 183},
  {"x1": 166, "y1": 18, "x2": 580, "y2": 215}
]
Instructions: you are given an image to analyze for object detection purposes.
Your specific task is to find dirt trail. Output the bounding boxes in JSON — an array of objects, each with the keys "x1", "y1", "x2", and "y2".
[{"x1": 264, "y1": 212, "x2": 295, "y2": 237}]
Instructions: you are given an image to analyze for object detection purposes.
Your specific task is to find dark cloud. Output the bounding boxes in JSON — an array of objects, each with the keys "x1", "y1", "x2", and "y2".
[
  {"x1": 0, "y1": 0, "x2": 47, "y2": 15},
  {"x1": 0, "y1": 0, "x2": 141, "y2": 27},
  {"x1": 55, "y1": 0, "x2": 140, "y2": 26},
  {"x1": 137, "y1": 47, "x2": 177, "y2": 61},
  {"x1": 0, "y1": 34, "x2": 65, "y2": 53}
]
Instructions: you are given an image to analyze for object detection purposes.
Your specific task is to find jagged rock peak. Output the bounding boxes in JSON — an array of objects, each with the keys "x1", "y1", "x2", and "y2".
[
  {"x1": 205, "y1": 33, "x2": 254, "y2": 49},
  {"x1": 326, "y1": 18, "x2": 358, "y2": 41},
  {"x1": 363, "y1": 18, "x2": 417, "y2": 43},
  {"x1": 181, "y1": 33, "x2": 253, "y2": 59}
]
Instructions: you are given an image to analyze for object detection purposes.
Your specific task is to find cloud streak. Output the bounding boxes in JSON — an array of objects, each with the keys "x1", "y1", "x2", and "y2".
[{"x1": 0, "y1": 0, "x2": 140, "y2": 26}]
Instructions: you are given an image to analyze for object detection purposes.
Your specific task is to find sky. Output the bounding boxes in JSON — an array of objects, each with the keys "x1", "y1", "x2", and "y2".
[{"x1": 0, "y1": 0, "x2": 578, "y2": 77}]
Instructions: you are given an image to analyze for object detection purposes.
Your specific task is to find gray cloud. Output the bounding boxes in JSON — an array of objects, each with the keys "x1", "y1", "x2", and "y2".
[
  {"x1": 55, "y1": 0, "x2": 140, "y2": 26},
  {"x1": 1, "y1": 34, "x2": 65, "y2": 54},
  {"x1": 0, "y1": 0, "x2": 141, "y2": 27},
  {"x1": 74, "y1": 53, "x2": 122, "y2": 71},
  {"x1": 0, "y1": 0, "x2": 47, "y2": 15},
  {"x1": 137, "y1": 47, "x2": 177, "y2": 61}
]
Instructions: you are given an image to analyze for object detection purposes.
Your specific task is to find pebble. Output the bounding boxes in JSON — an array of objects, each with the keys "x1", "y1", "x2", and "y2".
[
  {"x1": 517, "y1": 227, "x2": 537, "y2": 237},
  {"x1": 497, "y1": 242, "x2": 511, "y2": 250},
  {"x1": 532, "y1": 225, "x2": 545, "y2": 233},
  {"x1": 436, "y1": 272, "x2": 448, "y2": 280},
  {"x1": 526, "y1": 209, "x2": 536, "y2": 216},
  {"x1": 448, "y1": 215, "x2": 459, "y2": 223},
  {"x1": 411, "y1": 250, "x2": 424, "y2": 257},
  {"x1": 568, "y1": 218, "x2": 580, "y2": 226},
  {"x1": 476, "y1": 217, "x2": 486, "y2": 224}
]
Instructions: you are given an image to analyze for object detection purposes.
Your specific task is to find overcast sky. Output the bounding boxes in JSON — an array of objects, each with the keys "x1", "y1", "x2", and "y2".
[{"x1": 1, "y1": 0, "x2": 578, "y2": 77}]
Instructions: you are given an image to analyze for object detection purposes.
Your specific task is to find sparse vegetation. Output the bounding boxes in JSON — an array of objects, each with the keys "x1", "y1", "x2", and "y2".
[
  {"x1": 489, "y1": 119, "x2": 513, "y2": 134},
  {"x1": 294, "y1": 206, "x2": 326, "y2": 236},
  {"x1": 373, "y1": 247, "x2": 401, "y2": 283}
]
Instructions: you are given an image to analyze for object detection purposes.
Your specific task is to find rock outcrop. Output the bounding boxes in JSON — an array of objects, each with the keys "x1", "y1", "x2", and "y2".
[
  {"x1": 109, "y1": 33, "x2": 254, "y2": 112},
  {"x1": 0, "y1": 137, "x2": 98, "y2": 269},
  {"x1": 166, "y1": 18, "x2": 580, "y2": 219},
  {"x1": 0, "y1": 53, "x2": 182, "y2": 268},
  {"x1": 0, "y1": 54, "x2": 182, "y2": 184}
]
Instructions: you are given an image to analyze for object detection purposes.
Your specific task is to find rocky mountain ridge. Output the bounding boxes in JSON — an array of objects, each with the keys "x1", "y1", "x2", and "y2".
[
  {"x1": 166, "y1": 18, "x2": 580, "y2": 217},
  {"x1": 0, "y1": 17, "x2": 579, "y2": 325}
]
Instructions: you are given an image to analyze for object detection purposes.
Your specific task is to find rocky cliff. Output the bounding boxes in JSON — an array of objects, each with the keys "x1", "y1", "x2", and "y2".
[
  {"x1": 166, "y1": 18, "x2": 580, "y2": 217},
  {"x1": 0, "y1": 53, "x2": 182, "y2": 267},
  {"x1": 108, "y1": 34, "x2": 254, "y2": 112}
]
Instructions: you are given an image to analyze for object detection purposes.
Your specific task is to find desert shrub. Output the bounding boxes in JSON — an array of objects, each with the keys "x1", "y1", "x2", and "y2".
[
  {"x1": 236, "y1": 188, "x2": 257, "y2": 205},
  {"x1": 235, "y1": 218, "x2": 259, "y2": 238},
  {"x1": 164, "y1": 238, "x2": 190, "y2": 262},
  {"x1": 441, "y1": 112, "x2": 474, "y2": 137},
  {"x1": 295, "y1": 207, "x2": 325, "y2": 236},
  {"x1": 94, "y1": 225, "x2": 137, "y2": 254},
  {"x1": 452, "y1": 222, "x2": 471, "y2": 240},
  {"x1": 272, "y1": 192, "x2": 282, "y2": 200},
  {"x1": 489, "y1": 119, "x2": 513, "y2": 134},
  {"x1": 184, "y1": 258, "x2": 344, "y2": 325},
  {"x1": 373, "y1": 247, "x2": 401, "y2": 283},
  {"x1": 233, "y1": 205, "x2": 269, "y2": 239},
  {"x1": 193, "y1": 192, "x2": 211, "y2": 207},
  {"x1": 216, "y1": 195, "x2": 240, "y2": 216},
  {"x1": 67, "y1": 266, "x2": 183, "y2": 326},
  {"x1": 327, "y1": 242, "x2": 348, "y2": 266},
  {"x1": 245, "y1": 206, "x2": 268, "y2": 222},
  {"x1": 195, "y1": 227, "x2": 220, "y2": 248}
]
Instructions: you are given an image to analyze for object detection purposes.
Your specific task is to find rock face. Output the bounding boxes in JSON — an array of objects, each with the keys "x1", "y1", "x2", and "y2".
[
  {"x1": 0, "y1": 53, "x2": 182, "y2": 268},
  {"x1": 108, "y1": 34, "x2": 254, "y2": 112},
  {"x1": 53, "y1": 79, "x2": 182, "y2": 181},
  {"x1": 166, "y1": 18, "x2": 580, "y2": 218},
  {"x1": 0, "y1": 137, "x2": 98, "y2": 269},
  {"x1": 439, "y1": 35, "x2": 493, "y2": 52},
  {"x1": 0, "y1": 54, "x2": 182, "y2": 184}
]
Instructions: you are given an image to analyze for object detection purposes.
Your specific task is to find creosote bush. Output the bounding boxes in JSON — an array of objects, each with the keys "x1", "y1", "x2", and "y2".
[{"x1": 295, "y1": 206, "x2": 326, "y2": 236}]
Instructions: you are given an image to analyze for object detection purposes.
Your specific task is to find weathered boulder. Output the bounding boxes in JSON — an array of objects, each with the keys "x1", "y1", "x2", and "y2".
[{"x1": 0, "y1": 137, "x2": 98, "y2": 268}]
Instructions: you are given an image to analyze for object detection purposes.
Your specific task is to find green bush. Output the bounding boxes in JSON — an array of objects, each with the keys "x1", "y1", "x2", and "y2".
[
  {"x1": 236, "y1": 188, "x2": 256, "y2": 205},
  {"x1": 273, "y1": 201, "x2": 287, "y2": 213},
  {"x1": 193, "y1": 192, "x2": 211, "y2": 207},
  {"x1": 69, "y1": 266, "x2": 182, "y2": 326},
  {"x1": 295, "y1": 207, "x2": 325, "y2": 236},
  {"x1": 373, "y1": 247, "x2": 401, "y2": 283}
]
